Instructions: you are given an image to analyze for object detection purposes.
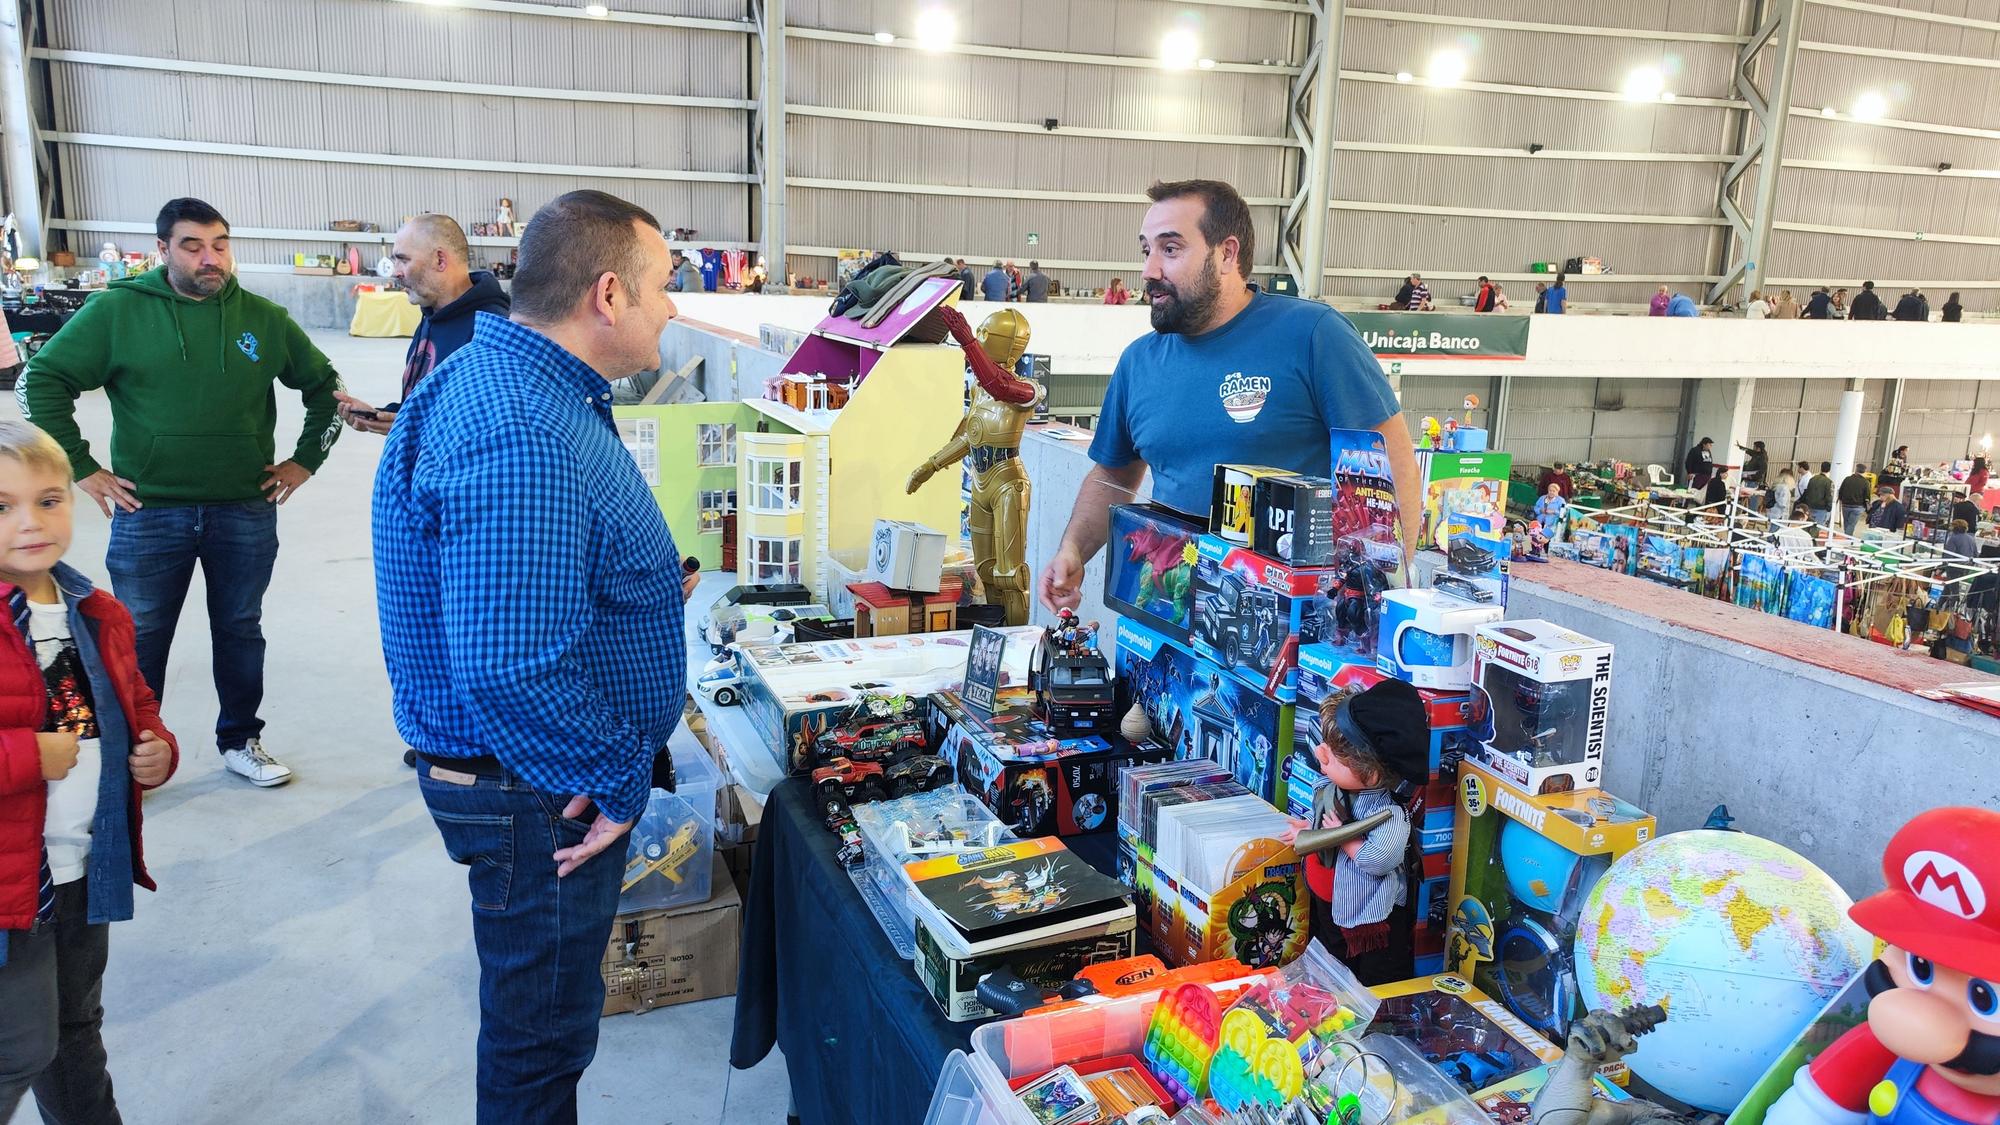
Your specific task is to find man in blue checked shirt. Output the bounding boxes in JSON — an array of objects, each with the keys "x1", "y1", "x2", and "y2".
[{"x1": 371, "y1": 190, "x2": 685, "y2": 1123}]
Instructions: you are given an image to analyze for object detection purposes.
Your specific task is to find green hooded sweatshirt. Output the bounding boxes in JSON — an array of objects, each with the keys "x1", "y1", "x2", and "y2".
[{"x1": 18, "y1": 269, "x2": 344, "y2": 505}]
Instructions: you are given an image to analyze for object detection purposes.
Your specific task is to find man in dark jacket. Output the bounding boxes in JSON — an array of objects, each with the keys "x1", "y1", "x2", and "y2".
[
  {"x1": 1849, "y1": 280, "x2": 1887, "y2": 321},
  {"x1": 1801, "y1": 462, "x2": 1835, "y2": 525},
  {"x1": 955, "y1": 258, "x2": 974, "y2": 300},
  {"x1": 1803, "y1": 287, "x2": 1832, "y2": 319},
  {"x1": 19, "y1": 197, "x2": 344, "y2": 788},
  {"x1": 336, "y1": 215, "x2": 510, "y2": 438},
  {"x1": 1892, "y1": 288, "x2": 1928, "y2": 321},
  {"x1": 1837, "y1": 463, "x2": 1873, "y2": 535},
  {"x1": 1867, "y1": 486, "x2": 1907, "y2": 532}
]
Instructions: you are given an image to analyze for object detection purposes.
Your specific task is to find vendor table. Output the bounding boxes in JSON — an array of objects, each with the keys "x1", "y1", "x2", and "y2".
[
  {"x1": 348, "y1": 287, "x2": 422, "y2": 337},
  {"x1": 731, "y1": 777, "x2": 1118, "y2": 1125}
]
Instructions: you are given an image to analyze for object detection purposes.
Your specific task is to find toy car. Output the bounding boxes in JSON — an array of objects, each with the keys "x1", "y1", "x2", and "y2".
[
  {"x1": 1449, "y1": 539, "x2": 1497, "y2": 573},
  {"x1": 693, "y1": 651, "x2": 746, "y2": 706},
  {"x1": 1434, "y1": 574, "x2": 1496, "y2": 603},
  {"x1": 832, "y1": 815, "x2": 866, "y2": 868},
  {"x1": 1437, "y1": 1049, "x2": 1517, "y2": 1091},
  {"x1": 704, "y1": 601, "x2": 833, "y2": 653},
  {"x1": 883, "y1": 754, "x2": 951, "y2": 798},
  {"x1": 812, "y1": 757, "x2": 886, "y2": 820},
  {"x1": 813, "y1": 716, "x2": 930, "y2": 768},
  {"x1": 1193, "y1": 569, "x2": 1286, "y2": 669}
]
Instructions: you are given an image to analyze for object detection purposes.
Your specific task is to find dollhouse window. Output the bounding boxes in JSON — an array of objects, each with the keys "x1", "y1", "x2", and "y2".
[
  {"x1": 697, "y1": 424, "x2": 736, "y2": 467},
  {"x1": 698, "y1": 489, "x2": 735, "y2": 534},
  {"x1": 749, "y1": 536, "x2": 802, "y2": 584},
  {"x1": 748, "y1": 457, "x2": 803, "y2": 513}
]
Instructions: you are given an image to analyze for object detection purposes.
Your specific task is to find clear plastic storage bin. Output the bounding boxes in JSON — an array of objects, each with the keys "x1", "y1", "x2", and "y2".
[
  {"x1": 618, "y1": 741, "x2": 723, "y2": 913},
  {"x1": 850, "y1": 787, "x2": 1016, "y2": 958}
]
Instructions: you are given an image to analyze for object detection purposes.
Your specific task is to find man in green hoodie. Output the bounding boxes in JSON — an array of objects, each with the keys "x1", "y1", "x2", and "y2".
[{"x1": 17, "y1": 197, "x2": 344, "y2": 788}]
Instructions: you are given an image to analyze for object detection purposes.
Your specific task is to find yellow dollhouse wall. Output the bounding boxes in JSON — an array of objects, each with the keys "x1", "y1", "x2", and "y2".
[
  {"x1": 826, "y1": 344, "x2": 968, "y2": 562},
  {"x1": 736, "y1": 430, "x2": 821, "y2": 593}
]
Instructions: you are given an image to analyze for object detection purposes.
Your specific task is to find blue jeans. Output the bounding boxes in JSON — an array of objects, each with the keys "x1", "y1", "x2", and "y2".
[
  {"x1": 1841, "y1": 508, "x2": 1863, "y2": 536},
  {"x1": 105, "y1": 502, "x2": 278, "y2": 750},
  {"x1": 418, "y1": 760, "x2": 623, "y2": 1125},
  {"x1": 1810, "y1": 508, "x2": 1832, "y2": 528}
]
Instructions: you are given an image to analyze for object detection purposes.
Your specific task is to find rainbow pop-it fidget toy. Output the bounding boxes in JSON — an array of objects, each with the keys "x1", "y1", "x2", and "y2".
[{"x1": 1140, "y1": 983, "x2": 1223, "y2": 1105}]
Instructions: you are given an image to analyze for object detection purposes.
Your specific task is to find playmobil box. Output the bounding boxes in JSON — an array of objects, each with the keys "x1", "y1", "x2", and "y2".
[
  {"x1": 1104, "y1": 503, "x2": 1204, "y2": 645},
  {"x1": 930, "y1": 687, "x2": 1168, "y2": 838},
  {"x1": 1113, "y1": 616, "x2": 1294, "y2": 807},
  {"x1": 1418, "y1": 451, "x2": 1513, "y2": 552},
  {"x1": 1469, "y1": 620, "x2": 1614, "y2": 796},
  {"x1": 1210, "y1": 464, "x2": 1293, "y2": 548},
  {"x1": 1188, "y1": 534, "x2": 1337, "y2": 703},
  {"x1": 1254, "y1": 473, "x2": 1338, "y2": 566},
  {"x1": 1447, "y1": 760, "x2": 1654, "y2": 1041},
  {"x1": 1283, "y1": 646, "x2": 1477, "y2": 823},
  {"x1": 1377, "y1": 587, "x2": 1503, "y2": 691},
  {"x1": 739, "y1": 627, "x2": 1042, "y2": 772}
]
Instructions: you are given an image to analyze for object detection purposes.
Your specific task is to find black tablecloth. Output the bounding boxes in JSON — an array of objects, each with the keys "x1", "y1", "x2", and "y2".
[{"x1": 730, "y1": 777, "x2": 1118, "y2": 1125}]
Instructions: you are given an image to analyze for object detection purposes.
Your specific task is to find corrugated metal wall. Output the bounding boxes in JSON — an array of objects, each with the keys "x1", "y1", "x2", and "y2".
[
  {"x1": 1503, "y1": 377, "x2": 1688, "y2": 468},
  {"x1": 1751, "y1": 377, "x2": 1888, "y2": 466},
  {"x1": 40, "y1": 0, "x2": 752, "y2": 268},
  {"x1": 1895, "y1": 379, "x2": 2000, "y2": 466}
]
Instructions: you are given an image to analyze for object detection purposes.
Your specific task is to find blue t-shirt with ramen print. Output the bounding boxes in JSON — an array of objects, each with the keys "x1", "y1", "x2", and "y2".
[{"x1": 1088, "y1": 287, "x2": 1401, "y2": 515}]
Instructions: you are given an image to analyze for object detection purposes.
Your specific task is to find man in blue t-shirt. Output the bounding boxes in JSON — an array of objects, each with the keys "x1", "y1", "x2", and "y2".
[
  {"x1": 1544, "y1": 273, "x2": 1568, "y2": 314},
  {"x1": 1037, "y1": 179, "x2": 1420, "y2": 613}
]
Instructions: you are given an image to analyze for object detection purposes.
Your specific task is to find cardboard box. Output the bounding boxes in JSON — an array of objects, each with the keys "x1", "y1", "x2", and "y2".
[
  {"x1": 1113, "y1": 616, "x2": 1294, "y2": 807},
  {"x1": 1369, "y1": 974, "x2": 1565, "y2": 1100},
  {"x1": 717, "y1": 783, "x2": 764, "y2": 899},
  {"x1": 1418, "y1": 451, "x2": 1513, "y2": 553},
  {"x1": 1210, "y1": 464, "x2": 1293, "y2": 547},
  {"x1": 930, "y1": 687, "x2": 1168, "y2": 836},
  {"x1": 1189, "y1": 534, "x2": 1337, "y2": 702},
  {"x1": 1103, "y1": 503, "x2": 1205, "y2": 645},
  {"x1": 1253, "y1": 473, "x2": 1337, "y2": 566},
  {"x1": 1115, "y1": 833, "x2": 1309, "y2": 970},
  {"x1": 867, "y1": 519, "x2": 947, "y2": 592},
  {"x1": 736, "y1": 627, "x2": 1041, "y2": 772},
  {"x1": 1469, "y1": 619, "x2": 1614, "y2": 795},
  {"x1": 1446, "y1": 760, "x2": 1654, "y2": 1039},
  {"x1": 601, "y1": 857, "x2": 741, "y2": 1016}
]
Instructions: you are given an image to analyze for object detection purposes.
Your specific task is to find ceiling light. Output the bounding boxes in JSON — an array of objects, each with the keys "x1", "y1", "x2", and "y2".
[
  {"x1": 1660, "y1": 91, "x2": 1676, "y2": 102},
  {"x1": 1820, "y1": 105, "x2": 1837, "y2": 117},
  {"x1": 1160, "y1": 29, "x2": 1200, "y2": 70},
  {"x1": 1427, "y1": 49, "x2": 1467, "y2": 87},
  {"x1": 1197, "y1": 57, "x2": 1216, "y2": 70},
  {"x1": 914, "y1": 7, "x2": 955, "y2": 51},
  {"x1": 1851, "y1": 90, "x2": 1888, "y2": 121},
  {"x1": 583, "y1": 2, "x2": 608, "y2": 16},
  {"x1": 1395, "y1": 71, "x2": 1414, "y2": 83},
  {"x1": 1622, "y1": 66, "x2": 1665, "y2": 102},
  {"x1": 873, "y1": 30, "x2": 894, "y2": 43}
]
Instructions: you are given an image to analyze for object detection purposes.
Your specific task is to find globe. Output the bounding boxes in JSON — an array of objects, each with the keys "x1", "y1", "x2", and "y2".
[{"x1": 1572, "y1": 830, "x2": 1872, "y2": 1115}]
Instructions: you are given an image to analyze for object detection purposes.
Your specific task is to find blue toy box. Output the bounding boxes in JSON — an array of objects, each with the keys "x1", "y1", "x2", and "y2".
[
  {"x1": 1113, "y1": 616, "x2": 1294, "y2": 808},
  {"x1": 1188, "y1": 534, "x2": 1337, "y2": 703}
]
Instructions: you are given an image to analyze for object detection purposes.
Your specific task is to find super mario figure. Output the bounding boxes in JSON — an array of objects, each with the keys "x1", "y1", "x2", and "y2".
[{"x1": 1765, "y1": 807, "x2": 2000, "y2": 1125}]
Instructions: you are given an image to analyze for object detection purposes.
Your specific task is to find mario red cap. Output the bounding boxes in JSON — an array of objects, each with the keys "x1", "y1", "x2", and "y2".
[{"x1": 1850, "y1": 807, "x2": 2000, "y2": 981}]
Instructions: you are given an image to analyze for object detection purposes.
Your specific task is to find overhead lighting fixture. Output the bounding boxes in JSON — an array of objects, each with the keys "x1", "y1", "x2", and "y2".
[
  {"x1": 873, "y1": 30, "x2": 894, "y2": 43},
  {"x1": 914, "y1": 7, "x2": 955, "y2": 51},
  {"x1": 1821, "y1": 105, "x2": 1838, "y2": 117},
  {"x1": 1197, "y1": 57, "x2": 1216, "y2": 70},
  {"x1": 1660, "y1": 91, "x2": 1676, "y2": 102},
  {"x1": 1622, "y1": 66, "x2": 1665, "y2": 102},
  {"x1": 1427, "y1": 49, "x2": 1467, "y2": 87},
  {"x1": 1852, "y1": 90, "x2": 1888, "y2": 122},
  {"x1": 1160, "y1": 29, "x2": 1201, "y2": 70},
  {"x1": 583, "y1": 1, "x2": 608, "y2": 15},
  {"x1": 1395, "y1": 71, "x2": 1414, "y2": 83}
]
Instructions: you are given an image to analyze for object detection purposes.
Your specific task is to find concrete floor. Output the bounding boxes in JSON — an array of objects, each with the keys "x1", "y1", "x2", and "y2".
[{"x1": 5, "y1": 332, "x2": 791, "y2": 1124}]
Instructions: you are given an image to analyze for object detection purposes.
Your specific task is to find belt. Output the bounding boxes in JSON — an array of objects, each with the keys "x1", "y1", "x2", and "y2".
[
  {"x1": 418, "y1": 751, "x2": 504, "y2": 777},
  {"x1": 970, "y1": 446, "x2": 1019, "y2": 474}
]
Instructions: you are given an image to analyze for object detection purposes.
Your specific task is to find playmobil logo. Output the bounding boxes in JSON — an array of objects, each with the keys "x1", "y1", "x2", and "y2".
[
  {"x1": 1361, "y1": 329, "x2": 1489, "y2": 353},
  {"x1": 1493, "y1": 788, "x2": 1548, "y2": 832},
  {"x1": 1905, "y1": 850, "x2": 1985, "y2": 918}
]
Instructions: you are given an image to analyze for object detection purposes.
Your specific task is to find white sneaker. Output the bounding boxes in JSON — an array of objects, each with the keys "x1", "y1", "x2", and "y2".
[{"x1": 222, "y1": 739, "x2": 294, "y2": 788}]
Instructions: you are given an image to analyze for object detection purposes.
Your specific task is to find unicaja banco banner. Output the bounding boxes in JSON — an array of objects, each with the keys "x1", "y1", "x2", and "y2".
[{"x1": 1347, "y1": 312, "x2": 1529, "y2": 360}]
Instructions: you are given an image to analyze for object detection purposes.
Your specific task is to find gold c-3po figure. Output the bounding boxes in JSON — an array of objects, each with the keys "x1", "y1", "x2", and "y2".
[{"x1": 906, "y1": 305, "x2": 1043, "y2": 626}]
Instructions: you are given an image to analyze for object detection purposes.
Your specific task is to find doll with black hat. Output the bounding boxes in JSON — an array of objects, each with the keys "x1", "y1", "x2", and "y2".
[{"x1": 1289, "y1": 677, "x2": 1432, "y2": 984}]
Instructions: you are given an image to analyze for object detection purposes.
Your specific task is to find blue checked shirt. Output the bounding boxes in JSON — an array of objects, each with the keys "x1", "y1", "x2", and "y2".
[{"x1": 372, "y1": 313, "x2": 685, "y2": 824}]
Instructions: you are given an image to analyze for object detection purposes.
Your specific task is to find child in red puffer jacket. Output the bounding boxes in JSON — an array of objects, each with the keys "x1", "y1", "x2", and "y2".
[{"x1": 0, "y1": 420, "x2": 177, "y2": 1122}]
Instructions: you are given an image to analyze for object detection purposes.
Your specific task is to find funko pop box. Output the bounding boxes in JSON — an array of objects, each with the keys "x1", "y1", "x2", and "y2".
[
  {"x1": 1113, "y1": 615, "x2": 1294, "y2": 807},
  {"x1": 929, "y1": 687, "x2": 1169, "y2": 838},
  {"x1": 1447, "y1": 759, "x2": 1654, "y2": 1041},
  {"x1": 1189, "y1": 534, "x2": 1337, "y2": 703},
  {"x1": 1469, "y1": 620, "x2": 1614, "y2": 796},
  {"x1": 1104, "y1": 503, "x2": 1205, "y2": 646}
]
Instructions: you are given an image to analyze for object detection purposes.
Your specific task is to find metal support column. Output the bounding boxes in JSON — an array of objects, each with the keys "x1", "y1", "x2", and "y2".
[
  {"x1": 0, "y1": 1, "x2": 43, "y2": 258},
  {"x1": 752, "y1": 0, "x2": 787, "y2": 293},
  {"x1": 1875, "y1": 378, "x2": 1905, "y2": 469},
  {"x1": 1489, "y1": 374, "x2": 1511, "y2": 452},
  {"x1": 1279, "y1": 0, "x2": 1344, "y2": 299},
  {"x1": 1708, "y1": 0, "x2": 1803, "y2": 306}
]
